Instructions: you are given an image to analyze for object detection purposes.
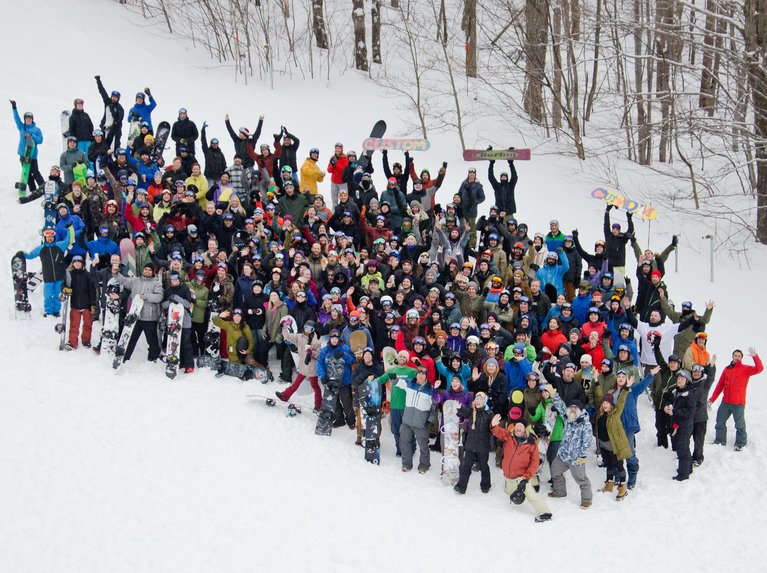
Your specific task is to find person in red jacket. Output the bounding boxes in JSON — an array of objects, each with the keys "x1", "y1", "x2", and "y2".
[
  {"x1": 710, "y1": 347, "x2": 763, "y2": 450},
  {"x1": 491, "y1": 418, "x2": 552, "y2": 522},
  {"x1": 326, "y1": 143, "x2": 349, "y2": 208}
]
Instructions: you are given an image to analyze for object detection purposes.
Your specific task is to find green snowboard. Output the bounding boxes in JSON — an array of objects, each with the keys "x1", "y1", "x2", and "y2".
[{"x1": 15, "y1": 138, "x2": 36, "y2": 199}]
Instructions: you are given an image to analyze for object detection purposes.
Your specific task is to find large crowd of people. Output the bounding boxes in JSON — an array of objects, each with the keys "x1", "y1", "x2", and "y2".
[{"x1": 10, "y1": 77, "x2": 763, "y2": 522}]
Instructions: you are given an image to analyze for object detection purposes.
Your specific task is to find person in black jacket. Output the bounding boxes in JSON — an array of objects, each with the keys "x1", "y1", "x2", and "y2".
[
  {"x1": 94, "y1": 76, "x2": 124, "y2": 149},
  {"x1": 562, "y1": 235, "x2": 583, "y2": 301},
  {"x1": 663, "y1": 369, "x2": 696, "y2": 481},
  {"x1": 200, "y1": 123, "x2": 227, "y2": 185},
  {"x1": 690, "y1": 361, "x2": 716, "y2": 466},
  {"x1": 543, "y1": 359, "x2": 587, "y2": 406},
  {"x1": 67, "y1": 98, "x2": 94, "y2": 155},
  {"x1": 487, "y1": 154, "x2": 518, "y2": 217},
  {"x1": 352, "y1": 348, "x2": 384, "y2": 445},
  {"x1": 62, "y1": 255, "x2": 98, "y2": 350},
  {"x1": 171, "y1": 108, "x2": 199, "y2": 155},
  {"x1": 604, "y1": 205, "x2": 634, "y2": 284},
  {"x1": 276, "y1": 126, "x2": 300, "y2": 173},
  {"x1": 382, "y1": 149, "x2": 412, "y2": 194},
  {"x1": 468, "y1": 358, "x2": 509, "y2": 416},
  {"x1": 225, "y1": 113, "x2": 262, "y2": 169},
  {"x1": 454, "y1": 391, "x2": 494, "y2": 494}
]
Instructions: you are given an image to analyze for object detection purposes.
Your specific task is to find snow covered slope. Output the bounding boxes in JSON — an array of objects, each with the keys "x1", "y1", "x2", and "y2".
[{"x1": 1, "y1": 1, "x2": 766, "y2": 572}]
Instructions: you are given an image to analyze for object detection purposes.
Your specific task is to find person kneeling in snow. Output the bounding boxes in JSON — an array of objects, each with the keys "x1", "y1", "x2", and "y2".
[{"x1": 491, "y1": 417, "x2": 552, "y2": 522}]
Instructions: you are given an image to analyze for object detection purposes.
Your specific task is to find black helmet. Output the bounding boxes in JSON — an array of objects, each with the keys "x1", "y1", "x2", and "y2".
[{"x1": 510, "y1": 488, "x2": 525, "y2": 505}]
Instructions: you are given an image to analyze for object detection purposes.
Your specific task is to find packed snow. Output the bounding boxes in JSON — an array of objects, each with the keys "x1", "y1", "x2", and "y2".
[{"x1": 1, "y1": 0, "x2": 766, "y2": 572}]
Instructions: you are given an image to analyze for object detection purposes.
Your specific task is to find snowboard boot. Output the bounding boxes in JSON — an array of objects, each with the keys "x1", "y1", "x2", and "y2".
[
  {"x1": 734, "y1": 445, "x2": 745, "y2": 452},
  {"x1": 547, "y1": 492, "x2": 566, "y2": 498},
  {"x1": 580, "y1": 501, "x2": 592, "y2": 509},
  {"x1": 453, "y1": 485, "x2": 466, "y2": 494},
  {"x1": 481, "y1": 485, "x2": 491, "y2": 493},
  {"x1": 599, "y1": 480, "x2": 615, "y2": 493},
  {"x1": 616, "y1": 483, "x2": 628, "y2": 500},
  {"x1": 275, "y1": 391, "x2": 288, "y2": 402},
  {"x1": 535, "y1": 513, "x2": 552, "y2": 523},
  {"x1": 65, "y1": 343, "x2": 75, "y2": 351},
  {"x1": 418, "y1": 467, "x2": 429, "y2": 474}
]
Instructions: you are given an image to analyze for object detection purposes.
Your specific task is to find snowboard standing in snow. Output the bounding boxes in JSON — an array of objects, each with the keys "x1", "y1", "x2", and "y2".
[
  {"x1": 197, "y1": 301, "x2": 222, "y2": 369},
  {"x1": 12, "y1": 251, "x2": 32, "y2": 315},
  {"x1": 60, "y1": 110, "x2": 71, "y2": 151},
  {"x1": 126, "y1": 114, "x2": 141, "y2": 145},
  {"x1": 149, "y1": 121, "x2": 171, "y2": 164},
  {"x1": 359, "y1": 377, "x2": 382, "y2": 464},
  {"x1": 113, "y1": 296, "x2": 144, "y2": 370},
  {"x1": 99, "y1": 297, "x2": 121, "y2": 356},
  {"x1": 440, "y1": 400, "x2": 461, "y2": 486},
  {"x1": 55, "y1": 294, "x2": 70, "y2": 351},
  {"x1": 119, "y1": 238, "x2": 136, "y2": 277},
  {"x1": 164, "y1": 302, "x2": 184, "y2": 379},
  {"x1": 315, "y1": 354, "x2": 347, "y2": 436},
  {"x1": 353, "y1": 120, "x2": 387, "y2": 183},
  {"x1": 280, "y1": 315, "x2": 301, "y2": 366},
  {"x1": 15, "y1": 138, "x2": 35, "y2": 200}
]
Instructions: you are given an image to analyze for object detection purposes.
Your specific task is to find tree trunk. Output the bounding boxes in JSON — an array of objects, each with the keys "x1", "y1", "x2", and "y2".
[
  {"x1": 699, "y1": 0, "x2": 717, "y2": 113},
  {"x1": 655, "y1": 0, "x2": 681, "y2": 164},
  {"x1": 352, "y1": 0, "x2": 368, "y2": 71},
  {"x1": 745, "y1": 0, "x2": 767, "y2": 243},
  {"x1": 584, "y1": 0, "x2": 602, "y2": 121},
  {"x1": 523, "y1": 0, "x2": 550, "y2": 124},
  {"x1": 371, "y1": 0, "x2": 381, "y2": 63},
  {"x1": 312, "y1": 0, "x2": 328, "y2": 50},
  {"x1": 634, "y1": 0, "x2": 650, "y2": 164},
  {"x1": 552, "y1": 1, "x2": 563, "y2": 129},
  {"x1": 462, "y1": 0, "x2": 478, "y2": 77}
]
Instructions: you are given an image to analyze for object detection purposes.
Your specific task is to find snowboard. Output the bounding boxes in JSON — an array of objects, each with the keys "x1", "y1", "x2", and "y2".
[
  {"x1": 113, "y1": 295, "x2": 145, "y2": 370},
  {"x1": 119, "y1": 238, "x2": 136, "y2": 277},
  {"x1": 196, "y1": 354, "x2": 222, "y2": 370},
  {"x1": 358, "y1": 377, "x2": 382, "y2": 464},
  {"x1": 361, "y1": 138, "x2": 430, "y2": 152},
  {"x1": 314, "y1": 353, "x2": 347, "y2": 436},
  {"x1": 12, "y1": 251, "x2": 32, "y2": 315},
  {"x1": 150, "y1": 121, "x2": 171, "y2": 164},
  {"x1": 15, "y1": 138, "x2": 35, "y2": 199},
  {"x1": 60, "y1": 110, "x2": 71, "y2": 151},
  {"x1": 56, "y1": 295, "x2": 70, "y2": 350},
  {"x1": 248, "y1": 394, "x2": 304, "y2": 417},
  {"x1": 354, "y1": 120, "x2": 387, "y2": 183},
  {"x1": 349, "y1": 329, "x2": 367, "y2": 358},
  {"x1": 100, "y1": 297, "x2": 122, "y2": 356},
  {"x1": 463, "y1": 148, "x2": 531, "y2": 161},
  {"x1": 202, "y1": 300, "x2": 222, "y2": 359},
  {"x1": 382, "y1": 346, "x2": 398, "y2": 371},
  {"x1": 440, "y1": 400, "x2": 461, "y2": 486},
  {"x1": 165, "y1": 302, "x2": 185, "y2": 379},
  {"x1": 591, "y1": 187, "x2": 658, "y2": 220},
  {"x1": 214, "y1": 360, "x2": 270, "y2": 382},
  {"x1": 127, "y1": 114, "x2": 141, "y2": 145},
  {"x1": 42, "y1": 180, "x2": 59, "y2": 229}
]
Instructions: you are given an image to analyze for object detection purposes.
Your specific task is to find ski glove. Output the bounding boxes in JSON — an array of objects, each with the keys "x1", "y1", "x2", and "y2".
[
  {"x1": 62, "y1": 287, "x2": 73, "y2": 296},
  {"x1": 576, "y1": 457, "x2": 587, "y2": 465},
  {"x1": 672, "y1": 235, "x2": 679, "y2": 247},
  {"x1": 10, "y1": 100, "x2": 17, "y2": 109},
  {"x1": 144, "y1": 87, "x2": 152, "y2": 96}
]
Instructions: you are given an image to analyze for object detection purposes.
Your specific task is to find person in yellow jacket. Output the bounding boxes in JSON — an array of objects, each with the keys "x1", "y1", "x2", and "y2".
[
  {"x1": 213, "y1": 308, "x2": 257, "y2": 365},
  {"x1": 185, "y1": 163, "x2": 209, "y2": 207},
  {"x1": 299, "y1": 148, "x2": 325, "y2": 195}
]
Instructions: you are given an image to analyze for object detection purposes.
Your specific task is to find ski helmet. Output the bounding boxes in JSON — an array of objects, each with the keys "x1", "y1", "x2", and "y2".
[
  {"x1": 310, "y1": 147, "x2": 320, "y2": 156},
  {"x1": 136, "y1": 92, "x2": 145, "y2": 100},
  {"x1": 281, "y1": 165, "x2": 293, "y2": 174},
  {"x1": 66, "y1": 136, "x2": 77, "y2": 143},
  {"x1": 510, "y1": 487, "x2": 526, "y2": 505},
  {"x1": 92, "y1": 129, "x2": 104, "y2": 137},
  {"x1": 111, "y1": 90, "x2": 121, "y2": 98},
  {"x1": 86, "y1": 169, "x2": 95, "y2": 179},
  {"x1": 23, "y1": 111, "x2": 34, "y2": 119}
]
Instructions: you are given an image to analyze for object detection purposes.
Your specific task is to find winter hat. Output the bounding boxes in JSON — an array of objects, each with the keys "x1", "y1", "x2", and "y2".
[
  {"x1": 580, "y1": 354, "x2": 592, "y2": 365},
  {"x1": 651, "y1": 270, "x2": 662, "y2": 280},
  {"x1": 601, "y1": 393, "x2": 615, "y2": 406},
  {"x1": 397, "y1": 350, "x2": 410, "y2": 361},
  {"x1": 570, "y1": 399, "x2": 585, "y2": 411},
  {"x1": 169, "y1": 272, "x2": 180, "y2": 281},
  {"x1": 485, "y1": 358, "x2": 499, "y2": 370}
]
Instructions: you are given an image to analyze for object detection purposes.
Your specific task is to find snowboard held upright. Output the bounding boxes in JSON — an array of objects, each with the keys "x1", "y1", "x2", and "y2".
[
  {"x1": 113, "y1": 296, "x2": 144, "y2": 370},
  {"x1": 12, "y1": 251, "x2": 32, "y2": 315},
  {"x1": 15, "y1": 139, "x2": 35, "y2": 199}
]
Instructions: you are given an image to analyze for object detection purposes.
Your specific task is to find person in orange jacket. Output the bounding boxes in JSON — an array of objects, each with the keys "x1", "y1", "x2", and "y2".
[
  {"x1": 491, "y1": 417, "x2": 552, "y2": 522},
  {"x1": 710, "y1": 347, "x2": 763, "y2": 450}
]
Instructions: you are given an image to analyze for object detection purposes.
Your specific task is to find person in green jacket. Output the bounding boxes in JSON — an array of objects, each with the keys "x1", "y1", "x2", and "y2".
[
  {"x1": 659, "y1": 292, "x2": 715, "y2": 356},
  {"x1": 213, "y1": 308, "x2": 255, "y2": 365},
  {"x1": 377, "y1": 350, "x2": 417, "y2": 457},
  {"x1": 530, "y1": 386, "x2": 564, "y2": 470},
  {"x1": 596, "y1": 383, "x2": 632, "y2": 500},
  {"x1": 188, "y1": 270, "x2": 209, "y2": 356}
]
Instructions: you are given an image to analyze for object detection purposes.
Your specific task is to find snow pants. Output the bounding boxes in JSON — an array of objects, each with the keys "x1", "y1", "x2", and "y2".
[
  {"x1": 68, "y1": 307, "x2": 93, "y2": 347},
  {"x1": 282, "y1": 373, "x2": 322, "y2": 410},
  {"x1": 550, "y1": 457, "x2": 593, "y2": 504},
  {"x1": 334, "y1": 385, "x2": 355, "y2": 427},
  {"x1": 400, "y1": 423, "x2": 430, "y2": 471},
  {"x1": 625, "y1": 431, "x2": 639, "y2": 488},
  {"x1": 43, "y1": 280, "x2": 64, "y2": 315},
  {"x1": 191, "y1": 321, "x2": 207, "y2": 356},
  {"x1": 23, "y1": 157, "x2": 45, "y2": 191},
  {"x1": 672, "y1": 427, "x2": 693, "y2": 479},
  {"x1": 456, "y1": 449, "x2": 490, "y2": 491},
  {"x1": 601, "y1": 447, "x2": 626, "y2": 484},
  {"x1": 504, "y1": 477, "x2": 551, "y2": 516},
  {"x1": 389, "y1": 408, "x2": 414, "y2": 456},
  {"x1": 692, "y1": 420, "x2": 707, "y2": 463},
  {"x1": 655, "y1": 408, "x2": 670, "y2": 448},
  {"x1": 124, "y1": 319, "x2": 162, "y2": 362},
  {"x1": 179, "y1": 328, "x2": 194, "y2": 369},
  {"x1": 715, "y1": 402, "x2": 747, "y2": 448},
  {"x1": 330, "y1": 182, "x2": 347, "y2": 209}
]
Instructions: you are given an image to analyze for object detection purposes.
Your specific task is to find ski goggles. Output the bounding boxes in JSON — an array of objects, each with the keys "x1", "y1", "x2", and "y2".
[{"x1": 42, "y1": 229, "x2": 55, "y2": 238}]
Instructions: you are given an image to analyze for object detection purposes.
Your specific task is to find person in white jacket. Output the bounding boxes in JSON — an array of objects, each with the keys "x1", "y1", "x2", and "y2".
[
  {"x1": 396, "y1": 365, "x2": 435, "y2": 474},
  {"x1": 635, "y1": 309, "x2": 689, "y2": 369}
]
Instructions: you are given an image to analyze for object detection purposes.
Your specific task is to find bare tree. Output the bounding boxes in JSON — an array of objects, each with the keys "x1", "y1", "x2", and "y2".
[
  {"x1": 312, "y1": 0, "x2": 329, "y2": 49},
  {"x1": 462, "y1": 0, "x2": 478, "y2": 77},
  {"x1": 522, "y1": 0, "x2": 550, "y2": 123},
  {"x1": 371, "y1": 0, "x2": 381, "y2": 64},
  {"x1": 745, "y1": 0, "x2": 767, "y2": 243},
  {"x1": 352, "y1": 0, "x2": 368, "y2": 71}
]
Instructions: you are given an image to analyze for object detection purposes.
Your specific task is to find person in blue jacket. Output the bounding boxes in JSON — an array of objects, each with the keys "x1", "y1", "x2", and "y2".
[
  {"x1": 610, "y1": 323, "x2": 639, "y2": 365},
  {"x1": 24, "y1": 225, "x2": 75, "y2": 316},
  {"x1": 504, "y1": 343, "x2": 533, "y2": 392},
  {"x1": 54, "y1": 203, "x2": 86, "y2": 259},
  {"x1": 572, "y1": 280, "x2": 593, "y2": 324},
  {"x1": 80, "y1": 225, "x2": 120, "y2": 269},
  {"x1": 125, "y1": 147, "x2": 158, "y2": 190},
  {"x1": 11, "y1": 100, "x2": 44, "y2": 191},
  {"x1": 603, "y1": 366, "x2": 658, "y2": 489},
  {"x1": 316, "y1": 329, "x2": 357, "y2": 430},
  {"x1": 536, "y1": 248, "x2": 570, "y2": 297},
  {"x1": 127, "y1": 88, "x2": 157, "y2": 129}
]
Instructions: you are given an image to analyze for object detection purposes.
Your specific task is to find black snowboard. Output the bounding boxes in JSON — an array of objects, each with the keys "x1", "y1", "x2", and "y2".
[
  {"x1": 12, "y1": 251, "x2": 31, "y2": 314},
  {"x1": 150, "y1": 121, "x2": 171, "y2": 164},
  {"x1": 353, "y1": 120, "x2": 387, "y2": 183}
]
